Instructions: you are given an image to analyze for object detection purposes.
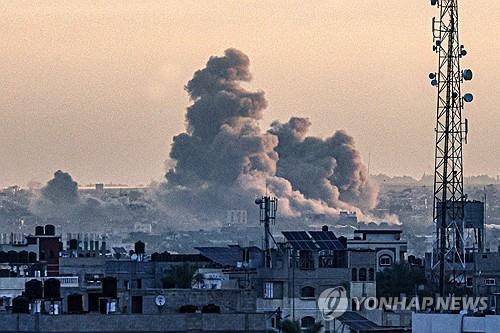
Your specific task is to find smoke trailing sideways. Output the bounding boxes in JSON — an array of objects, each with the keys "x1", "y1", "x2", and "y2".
[{"x1": 162, "y1": 48, "x2": 378, "y2": 219}]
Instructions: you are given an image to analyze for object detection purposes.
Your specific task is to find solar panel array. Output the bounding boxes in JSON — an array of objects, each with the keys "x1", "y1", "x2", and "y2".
[
  {"x1": 195, "y1": 247, "x2": 243, "y2": 267},
  {"x1": 337, "y1": 311, "x2": 381, "y2": 331},
  {"x1": 282, "y1": 231, "x2": 344, "y2": 251},
  {"x1": 282, "y1": 231, "x2": 318, "y2": 250},
  {"x1": 309, "y1": 231, "x2": 344, "y2": 250}
]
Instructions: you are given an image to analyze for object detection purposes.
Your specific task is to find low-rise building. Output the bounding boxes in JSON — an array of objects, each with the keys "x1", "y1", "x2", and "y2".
[{"x1": 348, "y1": 225, "x2": 408, "y2": 271}]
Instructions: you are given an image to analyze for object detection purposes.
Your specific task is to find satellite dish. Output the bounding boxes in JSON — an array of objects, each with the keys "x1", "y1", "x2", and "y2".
[
  {"x1": 431, "y1": 79, "x2": 438, "y2": 86},
  {"x1": 155, "y1": 294, "x2": 166, "y2": 307},
  {"x1": 429, "y1": 73, "x2": 436, "y2": 80},
  {"x1": 130, "y1": 254, "x2": 138, "y2": 261},
  {"x1": 463, "y1": 69, "x2": 473, "y2": 81},
  {"x1": 463, "y1": 93, "x2": 474, "y2": 103},
  {"x1": 431, "y1": 0, "x2": 438, "y2": 5}
]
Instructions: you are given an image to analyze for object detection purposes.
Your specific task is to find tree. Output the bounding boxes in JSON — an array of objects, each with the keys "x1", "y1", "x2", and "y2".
[
  {"x1": 161, "y1": 263, "x2": 197, "y2": 288},
  {"x1": 376, "y1": 263, "x2": 426, "y2": 298}
]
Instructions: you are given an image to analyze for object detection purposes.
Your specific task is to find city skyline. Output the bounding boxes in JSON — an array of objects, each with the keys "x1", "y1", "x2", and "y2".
[{"x1": 1, "y1": 1, "x2": 499, "y2": 187}]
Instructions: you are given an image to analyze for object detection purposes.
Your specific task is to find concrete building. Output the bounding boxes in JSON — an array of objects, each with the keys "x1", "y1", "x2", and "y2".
[
  {"x1": 0, "y1": 313, "x2": 267, "y2": 332},
  {"x1": 413, "y1": 313, "x2": 500, "y2": 333},
  {"x1": 254, "y1": 227, "x2": 377, "y2": 331},
  {"x1": 348, "y1": 226, "x2": 408, "y2": 271},
  {"x1": 464, "y1": 251, "x2": 500, "y2": 310}
]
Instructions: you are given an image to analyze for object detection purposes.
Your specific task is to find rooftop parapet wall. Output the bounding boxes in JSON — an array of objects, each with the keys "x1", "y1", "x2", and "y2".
[{"x1": 0, "y1": 313, "x2": 267, "y2": 332}]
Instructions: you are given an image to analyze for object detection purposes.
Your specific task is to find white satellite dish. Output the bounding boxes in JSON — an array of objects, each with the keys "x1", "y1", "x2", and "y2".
[
  {"x1": 131, "y1": 254, "x2": 138, "y2": 261},
  {"x1": 155, "y1": 294, "x2": 166, "y2": 307}
]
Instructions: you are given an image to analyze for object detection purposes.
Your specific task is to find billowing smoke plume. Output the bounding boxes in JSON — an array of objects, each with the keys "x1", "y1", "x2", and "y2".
[
  {"x1": 162, "y1": 49, "x2": 377, "y2": 220},
  {"x1": 30, "y1": 170, "x2": 133, "y2": 227},
  {"x1": 40, "y1": 170, "x2": 80, "y2": 205},
  {"x1": 269, "y1": 117, "x2": 377, "y2": 211},
  {"x1": 166, "y1": 48, "x2": 277, "y2": 187}
]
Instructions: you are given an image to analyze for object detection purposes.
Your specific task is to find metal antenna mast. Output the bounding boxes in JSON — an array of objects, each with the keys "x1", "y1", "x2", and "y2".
[
  {"x1": 255, "y1": 196, "x2": 278, "y2": 268},
  {"x1": 429, "y1": 0, "x2": 474, "y2": 295}
]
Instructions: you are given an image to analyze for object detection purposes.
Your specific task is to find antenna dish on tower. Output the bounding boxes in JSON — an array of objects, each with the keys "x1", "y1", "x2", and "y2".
[
  {"x1": 463, "y1": 93, "x2": 474, "y2": 103},
  {"x1": 463, "y1": 69, "x2": 473, "y2": 81}
]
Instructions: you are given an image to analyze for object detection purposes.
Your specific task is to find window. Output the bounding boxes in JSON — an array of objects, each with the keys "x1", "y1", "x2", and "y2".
[
  {"x1": 131, "y1": 296, "x2": 143, "y2": 314},
  {"x1": 136, "y1": 279, "x2": 142, "y2": 289},
  {"x1": 319, "y1": 250, "x2": 335, "y2": 268},
  {"x1": 301, "y1": 286, "x2": 315, "y2": 298},
  {"x1": 264, "y1": 282, "x2": 273, "y2": 298},
  {"x1": 263, "y1": 282, "x2": 283, "y2": 299},
  {"x1": 466, "y1": 277, "x2": 473, "y2": 288},
  {"x1": 299, "y1": 251, "x2": 315, "y2": 270},
  {"x1": 368, "y1": 268, "x2": 375, "y2": 281},
  {"x1": 123, "y1": 280, "x2": 130, "y2": 290},
  {"x1": 301, "y1": 316, "x2": 315, "y2": 328},
  {"x1": 359, "y1": 268, "x2": 367, "y2": 282},
  {"x1": 485, "y1": 278, "x2": 496, "y2": 286},
  {"x1": 379, "y1": 255, "x2": 393, "y2": 267},
  {"x1": 352, "y1": 268, "x2": 358, "y2": 281}
]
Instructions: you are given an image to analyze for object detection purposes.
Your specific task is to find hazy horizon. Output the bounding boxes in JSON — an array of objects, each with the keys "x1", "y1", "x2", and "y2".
[{"x1": 1, "y1": 1, "x2": 499, "y2": 188}]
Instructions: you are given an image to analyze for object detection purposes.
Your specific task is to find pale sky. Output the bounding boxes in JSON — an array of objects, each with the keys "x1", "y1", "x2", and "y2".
[{"x1": 0, "y1": 1, "x2": 498, "y2": 187}]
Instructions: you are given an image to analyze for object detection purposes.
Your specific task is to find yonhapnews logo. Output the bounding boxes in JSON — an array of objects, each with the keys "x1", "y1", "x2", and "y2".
[{"x1": 317, "y1": 286, "x2": 348, "y2": 320}]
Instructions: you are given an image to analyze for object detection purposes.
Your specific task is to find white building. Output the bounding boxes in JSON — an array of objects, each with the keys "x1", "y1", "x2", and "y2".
[{"x1": 348, "y1": 226, "x2": 407, "y2": 271}]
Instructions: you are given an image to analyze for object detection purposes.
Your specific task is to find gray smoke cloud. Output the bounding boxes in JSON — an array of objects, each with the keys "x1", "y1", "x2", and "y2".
[
  {"x1": 269, "y1": 117, "x2": 377, "y2": 211},
  {"x1": 162, "y1": 49, "x2": 378, "y2": 220},
  {"x1": 166, "y1": 48, "x2": 277, "y2": 187},
  {"x1": 30, "y1": 170, "x2": 133, "y2": 227},
  {"x1": 40, "y1": 170, "x2": 80, "y2": 205}
]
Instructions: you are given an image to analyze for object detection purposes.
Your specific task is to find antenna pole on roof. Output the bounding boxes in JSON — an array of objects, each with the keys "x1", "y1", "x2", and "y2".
[{"x1": 255, "y1": 195, "x2": 278, "y2": 268}]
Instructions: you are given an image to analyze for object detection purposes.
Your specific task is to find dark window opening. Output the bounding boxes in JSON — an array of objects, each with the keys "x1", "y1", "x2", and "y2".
[
  {"x1": 368, "y1": 268, "x2": 375, "y2": 281},
  {"x1": 301, "y1": 286, "x2": 315, "y2": 298},
  {"x1": 299, "y1": 251, "x2": 315, "y2": 270},
  {"x1": 352, "y1": 268, "x2": 358, "y2": 281},
  {"x1": 359, "y1": 268, "x2": 367, "y2": 282},
  {"x1": 301, "y1": 316, "x2": 315, "y2": 328},
  {"x1": 131, "y1": 296, "x2": 143, "y2": 314}
]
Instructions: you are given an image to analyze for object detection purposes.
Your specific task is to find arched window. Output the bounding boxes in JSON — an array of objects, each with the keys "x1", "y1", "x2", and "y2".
[
  {"x1": 368, "y1": 268, "x2": 375, "y2": 281},
  {"x1": 359, "y1": 268, "x2": 367, "y2": 281},
  {"x1": 379, "y1": 255, "x2": 393, "y2": 267},
  {"x1": 301, "y1": 316, "x2": 315, "y2": 328},
  {"x1": 352, "y1": 268, "x2": 358, "y2": 281},
  {"x1": 301, "y1": 286, "x2": 315, "y2": 298}
]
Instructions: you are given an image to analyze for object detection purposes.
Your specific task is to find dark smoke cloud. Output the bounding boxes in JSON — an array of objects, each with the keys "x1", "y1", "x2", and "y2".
[
  {"x1": 166, "y1": 48, "x2": 277, "y2": 188},
  {"x1": 40, "y1": 170, "x2": 80, "y2": 205},
  {"x1": 162, "y1": 49, "x2": 378, "y2": 220},
  {"x1": 30, "y1": 170, "x2": 133, "y2": 226},
  {"x1": 269, "y1": 117, "x2": 377, "y2": 211}
]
